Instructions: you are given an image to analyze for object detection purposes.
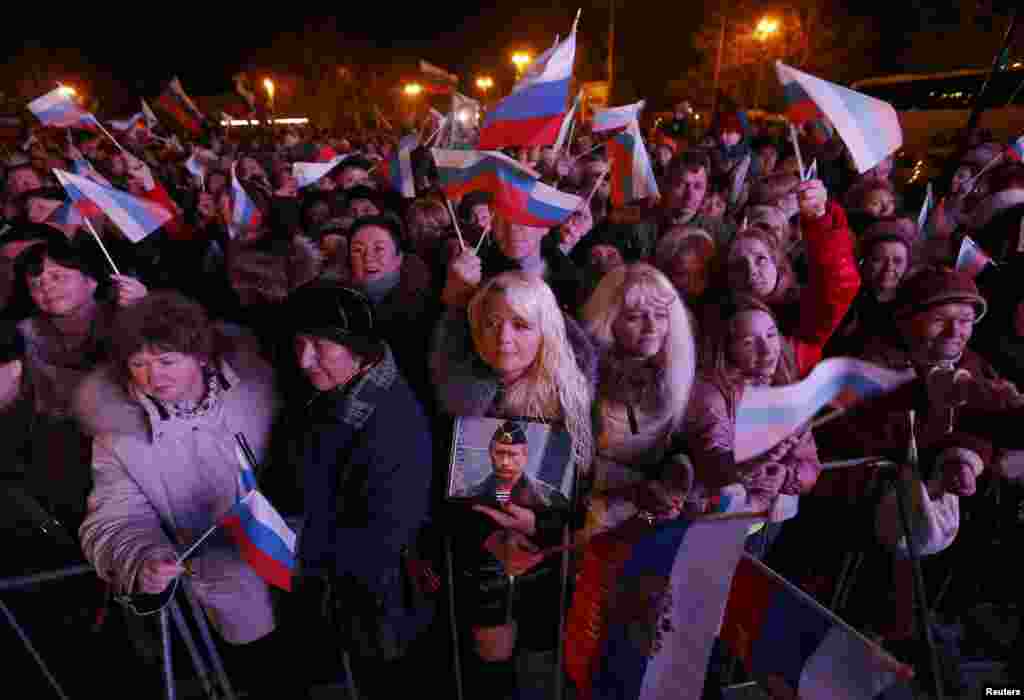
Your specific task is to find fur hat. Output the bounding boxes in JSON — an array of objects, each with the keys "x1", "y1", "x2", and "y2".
[
  {"x1": 492, "y1": 420, "x2": 528, "y2": 446},
  {"x1": 227, "y1": 235, "x2": 324, "y2": 304},
  {"x1": 859, "y1": 217, "x2": 917, "y2": 259},
  {"x1": 894, "y1": 267, "x2": 987, "y2": 321},
  {"x1": 286, "y1": 283, "x2": 378, "y2": 350}
]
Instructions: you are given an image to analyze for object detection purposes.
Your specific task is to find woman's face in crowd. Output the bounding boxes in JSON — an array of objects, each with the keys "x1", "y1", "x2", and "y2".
[
  {"x1": 495, "y1": 222, "x2": 546, "y2": 262},
  {"x1": 727, "y1": 237, "x2": 779, "y2": 299},
  {"x1": 295, "y1": 335, "x2": 361, "y2": 392},
  {"x1": 864, "y1": 241, "x2": 908, "y2": 300},
  {"x1": 864, "y1": 188, "x2": 896, "y2": 218},
  {"x1": 128, "y1": 346, "x2": 206, "y2": 404},
  {"x1": 701, "y1": 191, "x2": 727, "y2": 219},
  {"x1": 7, "y1": 168, "x2": 42, "y2": 196},
  {"x1": 470, "y1": 204, "x2": 492, "y2": 233},
  {"x1": 612, "y1": 294, "x2": 671, "y2": 359},
  {"x1": 728, "y1": 310, "x2": 781, "y2": 385},
  {"x1": 588, "y1": 245, "x2": 624, "y2": 277},
  {"x1": 667, "y1": 249, "x2": 711, "y2": 299},
  {"x1": 907, "y1": 302, "x2": 976, "y2": 365},
  {"x1": 349, "y1": 225, "x2": 402, "y2": 285},
  {"x1": 655, "y1": 146, "x2": 673, "y2": 169},
  {"x1": 27, "y1": 257, "x2": 98, "y2": 318},
  {"x1": 950, "y1": 165, "x2": 975, "y2": 195},
  {"x1": 475, "y1": 292, "x2": 542, "y2": 382}
]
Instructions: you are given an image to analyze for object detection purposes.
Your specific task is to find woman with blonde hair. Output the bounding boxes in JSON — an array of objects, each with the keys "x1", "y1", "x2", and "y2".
[
  {"x1": 579, "y1": 263, "x2": 697, "y2": 534},
  {"x1": 430, "y1": 271, "x2": 595, "y2": 700}
]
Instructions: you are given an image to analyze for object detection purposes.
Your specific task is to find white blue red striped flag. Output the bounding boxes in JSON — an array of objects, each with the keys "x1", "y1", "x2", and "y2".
[
  {"x1": 956, "y1": 236, "x2": 992, "y2": 280},
  {"x1": 734, "y1": 358, "x2": 915, "y2": 463},
  {"x1": 28, "y1": 88, "x2": 98, "y2": 131},
  {"x1": 775, "y1": 62, "x2": 902, "y2": 175},
  {"x1": 592, "y1": 100, "x2": 646, "y2": 134},
  {"x1": 606, "y1": 119, "x2": 659, "y2": 206},
  {"x1": 292, "y1": 154, "x2": 349, "y2": 189},
  {"x1": 229, "y1": 163, "x2": 261, "y2": 239},
  {"x1": 383, "y1": 134, "x2": 418, "y2": 198},
  {"x1": 1005, "y1": 134, "x2": 1024, "y2": 162},
  {"x1": 433, "y1": 148, "x2": 583, "y2": 227},
  {"x1": 53, "y1": 169, "x2": 173, "y2": 243},
  {"x1": 478, "y1": 15, "x2": 578, "y2": 148}
]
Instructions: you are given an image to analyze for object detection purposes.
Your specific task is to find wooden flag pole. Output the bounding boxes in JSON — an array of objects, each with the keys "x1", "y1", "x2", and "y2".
[
  {"x1": 445, "y1": 199, "x2": 467, "y2": 252},
  {"x1": 93, "y1": 120, "x2": 128, "y2": 154},
  {"x1": 82, "y1": 217, "x2": 121, "y2": 277},
  {"x1": 789, "y1": 123, "x2": 807, "y2": 181}
]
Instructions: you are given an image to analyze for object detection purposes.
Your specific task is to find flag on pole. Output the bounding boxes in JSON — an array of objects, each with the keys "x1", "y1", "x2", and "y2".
[
  {"x1": 605, "y1": 119, "x2": 660, "y2": 206},
  {"x1": 478, "y1": 15, "x2": 578, "y2": 149},
  {"x1": 554, "y1": 90, "x2": 582, "y2": 154},
  {"x1": 1005, "y1": 134, "x2": 1024, "y2": 163},
  {"x1": 49, "y1": 199, "x2": 84, "y2": 227},
  {"x1": 28, "y1": 88, "x2": 99, "y2": 131},
  {"x1": 734, "y1": 358, "x2": 916, "y2": 463},
  {"x1": 566, "y1": 515, "x2": 759, "y2": 700},
  {"x1": 382, "y1": 134, "x2": 418, "y2": 198},
  {"x1": 229, "y1": 163, "x2": 261, "y2": 239},
  {"x1": 591, "y1": 100, "x2": 646, "y2": 134},
  {"x1": 109, "y1": 113, "x2": 146, "y2": 132},
  {"x1": 419, "y1": 60, "x2": 460, "y2": 94},
  {"x1": 141, "y1": 98, "x2": 160, "y2": 129},
  {"x1": 775, "y1": 62, "x2": 902, "y2": 174},
  {"x1": 293, "y1": 155, "x2": 349, "y2": 189},
  {"x1": 157, "y1": 77, "x2": 207, "y2": 135},
  {"x1": 917, "y1": 182, "x2": 934, "y2": 239},
  {"x1": 433, "y1": 148, "x2": 583, "y2": 227},
  {"x1": 956, "y1": 236, "x2": 993, "y2": 280},
  {"x1": 70, "y1": 156, "x2": 113, "y2": 188},
  {"x1": 721, "y1": 555, "x2": 913, "y2": 699},
  {"x1": 53, "y1": 169, "x2": 173, "y2": 243}
]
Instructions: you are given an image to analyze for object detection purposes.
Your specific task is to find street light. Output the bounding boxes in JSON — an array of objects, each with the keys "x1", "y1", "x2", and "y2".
[
  {"x1": 752, "y1": 17, "x2": 781, "y2": 110},
  {"x1": 476, "y1": 76, "x2": 494, "y2": 93},
  {"x1": 56, "y1": 84, "x2": 77, "y2": 99},
  {"x1": 263, "y1": 78, "x2": 275, "y2": 102},
  {"x1": 511, "y1": 52, "x2": 532, "y2": 79},
  {"x1": 404, "y1": 83, "x2": 423, "y2": 97}
]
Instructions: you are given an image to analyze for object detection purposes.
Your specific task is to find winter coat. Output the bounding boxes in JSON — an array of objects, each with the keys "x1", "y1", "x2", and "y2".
[
  {"x1": 289, "y1": 345, "x2": 434, "y2": 652},
  {"x1": 75, "y1": 340, "x2": 281, "y2": 644}
]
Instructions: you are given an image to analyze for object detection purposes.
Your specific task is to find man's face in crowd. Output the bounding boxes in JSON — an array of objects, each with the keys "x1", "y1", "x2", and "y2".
[
  {"x1": 490, "y1": 441, "x2": 529, "y2": 485},
  {"x1": 906, "y1": 302, "x2": 976, "y2": 365},
  {"x1": 668, "y1": 167, "x2": 708, "y2": 213}
]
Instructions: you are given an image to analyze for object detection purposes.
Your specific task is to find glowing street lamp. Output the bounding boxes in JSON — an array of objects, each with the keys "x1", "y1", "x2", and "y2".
[
  {"x1": 56, "y1": 84, "x2": 77, "y2": 99},
  {"x1": 754, "y1": 17, "x2": 780, "y2": 42},
  {"x1": 476, "y1": 76, "x2": 494, "y2": 93},
  {"x1": 404, "y1": 83, "x2": 424, "y2": 97},
  {"x1": 511, "y1": 52, "x2": 532, "y2": 78},
  {"x1": 263, "y1": 78, "x2": 275, "y2": 101}
]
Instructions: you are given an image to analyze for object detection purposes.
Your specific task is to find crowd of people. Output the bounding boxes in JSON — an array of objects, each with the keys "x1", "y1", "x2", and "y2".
[{"x1": 1, "y1": 90, "x2": 1023, "y2": 699}]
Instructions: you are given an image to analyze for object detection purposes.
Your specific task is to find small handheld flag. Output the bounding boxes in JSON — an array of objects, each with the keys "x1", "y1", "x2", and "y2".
[
  {"x1": 605, "y1": 120, "x2": 660, "y2": 206},
  {"x1": 591, "y1": 101, "x2": 645, "y2": 134},
  {"x1": 776, "y1": 62, "x2": 901, "y2": 174},
  {"x1": 28, "y1": 88, "x2": 99, "y2": 132},
  {"x1": 956, "y1": 236, "x2": 993, "y2": 279},
  {"x1": 228, "y1": 163, "x2": 261, "y2": 239},
  {"x1": 293, "y1": 155, "x2": 349, "y2": 189},
  {"x1": 53, "y1": 169, "x2": 173, "y2": 243},
  {"x1": 734, "y1": 357, "x2": 915, "y2": 463},
  {"x1": 381, "y1": 134, "x2": 418, "y2": 198}
]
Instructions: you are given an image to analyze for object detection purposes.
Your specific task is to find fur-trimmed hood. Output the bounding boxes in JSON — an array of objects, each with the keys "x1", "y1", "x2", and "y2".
[{"x1": 226, "y1": 234, "x2": 324, "y2": 304}]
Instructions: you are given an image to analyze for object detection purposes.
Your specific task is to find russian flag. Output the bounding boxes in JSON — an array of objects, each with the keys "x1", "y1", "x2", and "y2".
[
  {"x1": 157, "y1": 77, "x2": 206, "y2": 135},
  {"x1": 293, "y1": 154, "x2": 349, "y2": 190},
  {"x1": 565, "y1": 515, "x2": 757, "y2": 700},
  {"x1": 721, "y1": 555, "x2": 913, "y2": 699},
  {"x1": 219, "y1": 490, "x2": 296, "y2": 591},
  {"x1": 1005, "y1": 135, "x2": 1024, "y2": 163},
  {"x1": 110, "y1": 113, "x2": 146, "y2": 133},
  {"x1": 382, "y1": 134, "x2": 418, "y2": 198},
  {"x1": 956, "y1": 236, "x2": 992, "y2": 280},
  {"x1": 734, "y1": 358, "x2": 915, "y2": 463},
  {"x1": 433, "y1": 149, "x2": 583, "y2": 227},
  {"x1": 49, "y1": 200, "x2": 84, "y2": 227},
  {"x1": 28, "y1": 88, "x2": 99, "y2": 131},
  {"x1": 775, "y1": 62, "x2": 902, "y2": 175},
  {"x1": 478, "y1": 18, "x2": 577, "y2": 149},
  {"x1": 592, "y1": 100, "x2": 645, "y2": 134},
  {"x1": 229, "y1": 163, "x2": 261, "y2": 239},
  {"x1": 553, "y1": 90, "x2": 582, "y2": 154},
  {"x1": 606, "y1": 120, "x2": 660, "y2": 207},
  {"x1": 53, "y1": 169, "x2": 173, "y2": 243}
]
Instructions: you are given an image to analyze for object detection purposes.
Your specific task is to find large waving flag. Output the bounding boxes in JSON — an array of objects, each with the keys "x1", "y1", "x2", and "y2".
[
  {"x1": 28, "y1": 88, "x2": 99, "y2": 131},
  {"x1": 433, "y1": 149, "x2": 583, "y2": 227},
  {"x1": 592, "y1": 100, "x2": 646, "y2": 134},
  {"x1": 956, "y1": 236, "x2": 993, "y2": 279},
  {"x1": 734, "y1": 358, "x2": 915, "y2": 463},
  {"x1": 566, "y1": 514, "x2": 759, "y2": 700},
  {"x1": 478, "y1": 15, "x2": 578, "y2": 149},
  {"x1": 775, "y1": 62, "x2": 901, "y2": 174},
  {"x1": 157, "y1": 77, "x2": 207, "y2": 135},
  {"x1": 229, "y1": 163, "x2": 261, "y2": 239},
  {"x1": 606, "y1": 119, "x2": 660, "y2": 206},
  {"x1": 382, "y1": 134, "x2": 418, "y2": 198},
  {"x1": 293, "y1": 154, "x2": 349, "y2": 189},
  {"x1": 721, "y1": 555, "x2": 913, "y2": 699},
  {"x1": 53, "y1": 169, "x2": 173, "y2": 243}
]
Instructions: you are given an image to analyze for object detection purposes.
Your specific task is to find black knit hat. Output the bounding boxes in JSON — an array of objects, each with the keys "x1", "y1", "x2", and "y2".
[{"x1": 286, "y1": 284, "x2": 381, "y2": 354}]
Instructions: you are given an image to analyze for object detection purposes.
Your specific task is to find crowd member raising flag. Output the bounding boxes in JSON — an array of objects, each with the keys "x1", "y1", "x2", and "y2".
[
  {"x1": 28, "y1": 86, "x2": 100, "y2": 132},
  {"x1": 433, "y1": 148, "x2": 583, "y2": 228},
  {"x1": 229, "y1": 163, "x2": 261, "y2": 239},
  {"x1": 733, "y1": 357, "x2": 916, "y2": 463},
  {"x1": 381, "y1": 134, "x2": 418, "y2": 198},
  {"x1": 775, "y1": 61, "x2": 901, "y2": 174},
  {"x1": 598, "y1": 103, "x2": 659, "y2": 206},
  {"x1": 53, "y1": 168, "x2": 174, "y2": 244},
  {"x1": 478, "y1": 11, "x2": 579, "y2": 149},
  {"x1": 157, "y1": 76, "x2": 208, "y2": 135}
]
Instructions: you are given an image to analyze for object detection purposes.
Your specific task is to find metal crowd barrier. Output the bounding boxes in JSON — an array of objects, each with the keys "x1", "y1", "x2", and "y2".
[{"x1": 0, "y1": 564, "x2": 236, "y2": 700}]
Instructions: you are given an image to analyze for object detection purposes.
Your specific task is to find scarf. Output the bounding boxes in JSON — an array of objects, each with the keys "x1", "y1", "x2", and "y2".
[
  {"x1": 161, "y1": 366, "x2": 224, "y2": 420},
  {"x1": 361, "y1": 266, "x2": 402, "y2": 305}
]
